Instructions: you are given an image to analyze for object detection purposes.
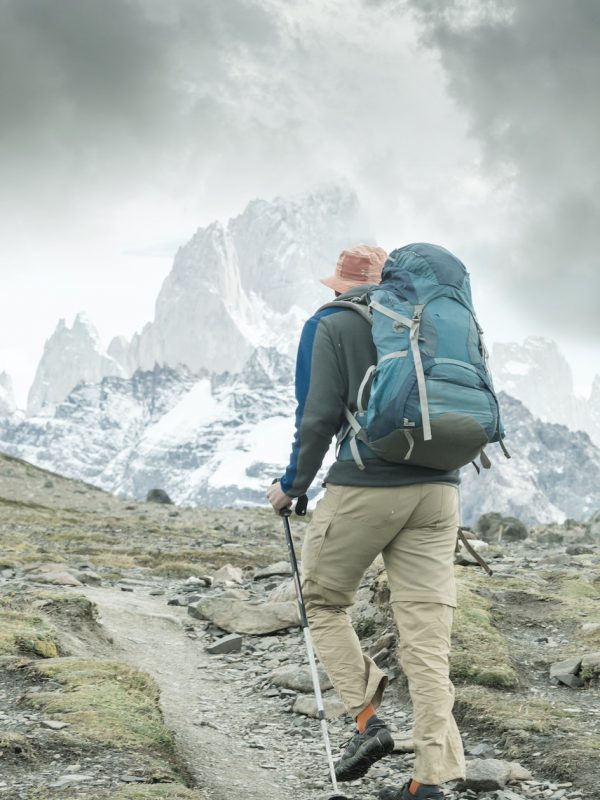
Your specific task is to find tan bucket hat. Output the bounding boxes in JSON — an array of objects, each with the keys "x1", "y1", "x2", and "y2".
[{"x1": 320, "y1": 244, "x2": 388, "y2": 294}]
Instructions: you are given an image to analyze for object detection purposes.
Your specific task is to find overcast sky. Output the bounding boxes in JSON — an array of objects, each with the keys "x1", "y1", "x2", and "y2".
[{"x1": 1, "y1": 0, "x2": 598, "y2": 406}]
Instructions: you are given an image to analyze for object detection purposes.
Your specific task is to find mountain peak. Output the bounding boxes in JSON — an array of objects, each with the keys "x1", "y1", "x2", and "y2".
[
  {"x1": 492, "y1": 337, "x2": 599, "y2": 447},
  {"x1": 0, "y1": 371, "x2": 16, "y2": 417},
  {"x1": 118, "y1": 184, "x2": 373, "y2": 379},
  {"x1": 27, "y1": 313, "x2": 124, "y2": 417},
  {"x1": 73, "y1": 311, "x2": 99, "y2": 332}
]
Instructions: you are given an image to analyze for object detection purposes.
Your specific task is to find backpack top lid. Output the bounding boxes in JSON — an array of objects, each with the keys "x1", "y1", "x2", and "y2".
[{"x1": 379, "y1": 243, "x2": 473, "y2": 309}]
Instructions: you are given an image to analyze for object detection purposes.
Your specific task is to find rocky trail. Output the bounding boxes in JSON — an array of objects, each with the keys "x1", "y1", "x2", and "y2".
[
  {"x1": 79, "y1": 585, "x2": 286, "y2": 800},
  {"x1": 73, "y1": 569, "x2": 588, "y2": 800},
  {"x1": 1, "y1": 453, "x2": 599, "y2": 799}
]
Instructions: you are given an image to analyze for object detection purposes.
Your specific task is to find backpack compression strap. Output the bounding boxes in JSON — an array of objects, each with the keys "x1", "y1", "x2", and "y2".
[
  {"x1": 342, "y1": 407, "x2": 367, "y2": 470},
  {"x1": 369, "y1": 300, "x2": 432, "y2": 441}
]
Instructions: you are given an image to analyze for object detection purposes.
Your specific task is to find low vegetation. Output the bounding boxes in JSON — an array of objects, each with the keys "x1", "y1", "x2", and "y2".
[
  {"x1": 451, "y1": 571, "x2": 519, "y2": 688},
  {"x1": 1, "y1": 452, "x2": 599, "y2": 794}
]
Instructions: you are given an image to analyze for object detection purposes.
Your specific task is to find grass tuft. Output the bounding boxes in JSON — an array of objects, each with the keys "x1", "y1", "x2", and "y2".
[
  {"x1": 26, "y1": 659, "x2": 173, "y2": 749},
  {"x1": 451, "y1": 570, "x2": 519, "y2": 689},
  {"x1": 0, "y1": 603, "x2": 60, "y2": 658}
]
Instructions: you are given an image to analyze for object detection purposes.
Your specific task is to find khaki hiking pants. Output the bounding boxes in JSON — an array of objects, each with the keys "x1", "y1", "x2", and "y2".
[{"x1": 301, "y1": 483, "x2": 465, "y2": 786}]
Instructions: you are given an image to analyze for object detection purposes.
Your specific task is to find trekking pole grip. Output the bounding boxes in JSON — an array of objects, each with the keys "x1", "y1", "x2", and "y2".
[{"x1": 272, "y1": 480, "x2": 309, "y2": 628}]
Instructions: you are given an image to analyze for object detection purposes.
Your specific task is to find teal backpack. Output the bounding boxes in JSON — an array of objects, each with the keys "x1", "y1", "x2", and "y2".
[{"x1": 332, "y1": 243, "x2": 509, "y2": 472}]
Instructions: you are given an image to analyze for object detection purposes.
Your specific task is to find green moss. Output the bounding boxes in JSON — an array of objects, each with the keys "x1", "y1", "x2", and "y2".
[
  {"x1": 0, "y1": 730, "x2": 29, "y2": 752},
  {"x1": 451, "y1": 571, "x2": 519, "y2": 688},
  {"x1": 355, "y1": 616, "x2": 378, "y2": 639},
  {"x1": 581, "y1": 662, "x2": 600, "y2": 683},
  {"x1": 33, "y1": 592, "x2": 98, "y2": 621},
  {"x1": 29, "y1": 638, "x2": 59, "y2": 658},
  {"x1": 0, "y1": 606, "x2": 60, "y2": 658},
  {"x1": 150, "y1": 561, "x2": 209, "y2": 579},
  {"x1": 581, "y1": 626, "x2": 600, "y2": 649},
  {"x1": 560, "y1": 575, "x2": 599, "y2": 600},
  {"x1": 488, "y1": 573, "x2": 550, "y2": 597},
  {"x1": 455, "y1": 685, "x2": 578, "y2": 734},
  {"x1": 51, "y1": 788, "x2": 209, "y2": 800},
  {"x1": 0, "y1": 496, "x2": 51, "y2": 512},
  {"x1": 110, "y1": 787, "x2": 209, "y2": 799},
  {"x1": 26, "y1": 659, "x2": 172, "y2": 749}
]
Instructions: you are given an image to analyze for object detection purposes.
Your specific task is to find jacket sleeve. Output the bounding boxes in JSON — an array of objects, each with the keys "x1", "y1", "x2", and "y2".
[{"x1": 280, "y1": 312, "x2": 346, "y2": 497}]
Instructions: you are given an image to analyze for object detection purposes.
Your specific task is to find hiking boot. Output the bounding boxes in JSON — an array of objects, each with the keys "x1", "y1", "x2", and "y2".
[
  {"x1": 378, "y1": 781, "x2": 445, "y2": 800},
  {"x1": 335, "y1": 715, "x2": 394, "y2": 782}
]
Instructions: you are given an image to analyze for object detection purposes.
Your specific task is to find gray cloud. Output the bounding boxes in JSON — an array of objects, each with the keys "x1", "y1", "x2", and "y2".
[
  {"x1": 406, "y1": 0, "x2": 600, "y2": 338},
  {"x1": 1, "y1": 1, "x2": 168, "y2": 160},
  {"x1": 1, "y1": 0, "x2": 598, "y2": 403},
  {"x1": 0, "y1": 0, "x2": 474, "y2": 235},
  {"x1": 0, "y1": 0, "x2": 283, "y2": 223}
]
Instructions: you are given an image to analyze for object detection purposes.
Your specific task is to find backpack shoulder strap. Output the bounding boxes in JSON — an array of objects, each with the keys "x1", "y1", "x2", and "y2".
[{"x1": 316, "y1": 298, "x2": 373, "y2": 325}]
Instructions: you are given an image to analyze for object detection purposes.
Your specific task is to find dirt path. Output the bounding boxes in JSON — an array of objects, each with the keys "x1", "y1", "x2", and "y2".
[{"x1": 80, "y1": 585, "x2": 286, "y2": 800}]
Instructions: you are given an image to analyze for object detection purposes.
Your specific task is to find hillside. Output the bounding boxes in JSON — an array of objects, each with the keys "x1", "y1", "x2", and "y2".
[{"x1": 0, "y1": 452, "x2": 599, "y2": 798}]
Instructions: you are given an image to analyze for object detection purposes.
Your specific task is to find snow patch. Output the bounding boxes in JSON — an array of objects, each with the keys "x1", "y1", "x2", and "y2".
[
  {"x1": 142, "y1": 379, "x2": 224, "y2": 447},
  {"x1": 503, "y1": 360, "x2": 531, "y2": 376}
]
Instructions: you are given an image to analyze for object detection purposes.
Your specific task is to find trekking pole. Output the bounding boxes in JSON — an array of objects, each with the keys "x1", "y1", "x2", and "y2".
[{"x1": 275, "y1": 486, "x2": 349, "y2": 800}]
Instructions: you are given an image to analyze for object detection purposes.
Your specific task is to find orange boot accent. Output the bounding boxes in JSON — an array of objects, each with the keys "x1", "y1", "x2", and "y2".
[{"x1": 355, "y1": 703, "x2": 376, "y2": 734}]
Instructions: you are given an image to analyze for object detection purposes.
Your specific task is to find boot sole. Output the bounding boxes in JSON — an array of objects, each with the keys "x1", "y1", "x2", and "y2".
[{"x1": 335, "y1": 732, "x2": 395, "y2": 782}]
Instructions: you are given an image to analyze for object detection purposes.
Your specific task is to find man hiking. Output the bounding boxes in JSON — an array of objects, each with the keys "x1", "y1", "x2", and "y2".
[{"x1": 267, "y1": 243, "x2": 468, "y2": 800}]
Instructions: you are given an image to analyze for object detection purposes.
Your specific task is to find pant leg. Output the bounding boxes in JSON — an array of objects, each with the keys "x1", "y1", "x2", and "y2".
[
  {"x1": 301, "y1": 483, "x2": 423, "y2": 719},
  {"x1": 382, "y1": 484, "x2": 465, "y2": 784},
  {"x1": 393, "y1": 602, "x2": 465, "y2": 784},
  {"x1": 302, "y1": 580, "x2": 388, "y2": 718}
]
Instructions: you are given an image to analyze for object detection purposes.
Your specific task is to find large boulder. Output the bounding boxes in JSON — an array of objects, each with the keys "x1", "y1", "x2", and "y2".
[
  {"x1": 188, "y1": 596, "x2": 299, "y2": 635},
  {"x1": 500, "y1": 516, "x2": 528, "y2": 542},
  {"x1": 146, "y1": 488, "x2": 173, "y2": 504},
  {"x1": 475, "y1": 512, "x2": 504, "y2": 543},
  {"x1": 475, "y1": 513, "x2": 528, "y2": 543}
]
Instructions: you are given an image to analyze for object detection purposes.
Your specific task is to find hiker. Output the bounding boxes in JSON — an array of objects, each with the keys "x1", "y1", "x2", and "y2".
[{"x1": 267, "y1": 243, "x2": 477, "y2": 800}]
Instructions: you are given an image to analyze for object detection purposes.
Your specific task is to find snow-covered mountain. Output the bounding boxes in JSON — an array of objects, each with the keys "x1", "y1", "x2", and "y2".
[
  {"x1": 0, "y1": 372, "x2": 16, "y2": 417},
  {"x1": 492, "y1": 337, "x2": 600, "y2": 447},
  {"x1": 461, "y1": 392, "x2": 600, "y2": 524},
  {"x1": 22, "y1": 187, "x2": 372, "y2": 417},
  {"x1": 27, "y1": 313, "x2": 125, "y2": 416},
  {"x1": 0, "y1": 349, "x2": 308, "y2": 506},
  {"x1": 115, "y1": 186, "x2": 372, "y2": 377},
  {"x1": 590, "y1": 375, "x2": 600, "y2": 441},
  {"x1": 2, "y1": 360, "x2": 600, "y2": 523},
  {"x1": 6, "y1": 186, "x2": 599, "y2": 523}
]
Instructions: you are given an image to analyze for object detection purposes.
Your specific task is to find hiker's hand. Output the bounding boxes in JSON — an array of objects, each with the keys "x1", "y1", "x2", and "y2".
[{"x1": 266, "y1": 481, "x2": 292, "y2": 514}]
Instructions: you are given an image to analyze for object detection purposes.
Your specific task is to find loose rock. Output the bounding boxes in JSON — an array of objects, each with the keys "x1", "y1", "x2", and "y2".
[
  {"x1": 268, "y1": 579, "x2": 296, "y2": 603},
  {"x1": 41, "y1": 720, "x2": 70, "y2": 730},
  {"x1": 458, "y1": 758, "x2": 513, "y2": 791},
  {"x1": 550, "y1": 656, "x2": 583, "y2": 687},
  {"x1": 270, "y1": 664, "x2": 332, "y2": 693},
  {"x1": 211, "y1": 564, "x2": 244, "y2": 587},
  {"x1": 188, "y1": 596, "x2": 299, "y2": 634},
  {"x1": 254, "y1": 561, "x2": 292, "y2": 580},
  {"x1": 292, "y1": 694, "x2": 346, "y2": 719},
  {"x1": 206, "y1": 633, "x2": 243, "y2": 655}
]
